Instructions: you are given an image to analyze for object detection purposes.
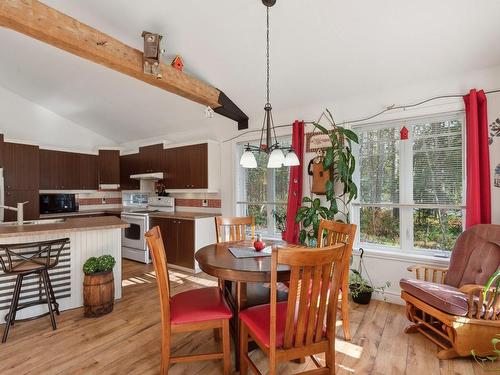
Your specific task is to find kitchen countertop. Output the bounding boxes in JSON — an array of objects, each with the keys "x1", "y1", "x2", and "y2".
[
  {"x1": 148, "y1": 211, "x2": 220, "y2": 220},
  {"x1": 40, "y1": 208, "x2": 122, "y2": 219},
  {"x1": 0, "y1": 216, "x2": 129, "y2": 238}
]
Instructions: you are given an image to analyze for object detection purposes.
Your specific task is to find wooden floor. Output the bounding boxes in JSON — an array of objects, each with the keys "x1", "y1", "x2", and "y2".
[{"x1": 0, "y1": 260, "x2": 495, "y2": 375}]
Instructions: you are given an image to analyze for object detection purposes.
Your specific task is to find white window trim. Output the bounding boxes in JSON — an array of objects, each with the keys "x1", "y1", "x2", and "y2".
[{"x1": 351, "y1": 110, "x2": 466, "y2": 259}]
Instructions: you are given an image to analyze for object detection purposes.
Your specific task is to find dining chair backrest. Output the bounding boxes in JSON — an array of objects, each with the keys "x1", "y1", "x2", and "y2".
[
  {"x1": 215, "y1": 216, "x2": 255, "y2": 243},
  {"x1": 270, "y1": 243, "x2": 346, "y2": 350},
  {"x1": 145, "y1": 226, "x2": 171, "y2": 333},
  {"x1": 317, "y1": 219, "x2": 356, "y2": 275}
]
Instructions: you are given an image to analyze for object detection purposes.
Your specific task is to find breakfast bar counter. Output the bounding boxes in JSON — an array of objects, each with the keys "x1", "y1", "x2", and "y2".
[{"x1": 0, "y1": 216, "x2": 128, "y2": 322}]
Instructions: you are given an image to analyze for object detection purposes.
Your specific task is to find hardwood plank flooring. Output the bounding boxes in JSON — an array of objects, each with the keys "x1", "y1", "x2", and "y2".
[{"x1": 0, "y1": 260, "x2": 495, "y2": 375}]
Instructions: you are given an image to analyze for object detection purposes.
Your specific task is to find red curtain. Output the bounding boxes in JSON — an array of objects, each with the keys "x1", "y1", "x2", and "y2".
[
  {"x1": 283, "y1": 120, "x2": 304, "y2": 243},
  {"x1": 463, "y1": 89, "x2": 491, "y2": 228}
]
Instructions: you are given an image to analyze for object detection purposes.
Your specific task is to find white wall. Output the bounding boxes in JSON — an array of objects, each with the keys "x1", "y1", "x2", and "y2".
[
  {"x1": 220, "y1": 64, "x2": 500, "y2": 304},
  {"x1": 0, "y1": 85, "x2": 115, "y2": 153}
]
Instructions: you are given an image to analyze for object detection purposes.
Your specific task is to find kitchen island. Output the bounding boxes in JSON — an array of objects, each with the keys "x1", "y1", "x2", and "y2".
[{"x1": 0, "y1": 216, "x2": 128, "y2": 322}]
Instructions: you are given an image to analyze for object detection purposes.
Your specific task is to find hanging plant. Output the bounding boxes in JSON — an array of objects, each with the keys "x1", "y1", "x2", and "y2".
[{"x1": 295, "y1": 109, "x2": 359, "y2": 245}]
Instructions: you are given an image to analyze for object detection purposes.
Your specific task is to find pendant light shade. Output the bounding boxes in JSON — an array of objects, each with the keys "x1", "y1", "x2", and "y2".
[
  {"x1": 283, "y1": 149, "x2": 300, "y2": 166},
  {"x1": 240, "y1": 149, "x2": 258, "y2": 168},
  {"x1": 267, "y1": 148, "x2": 285, "y2": 168}
]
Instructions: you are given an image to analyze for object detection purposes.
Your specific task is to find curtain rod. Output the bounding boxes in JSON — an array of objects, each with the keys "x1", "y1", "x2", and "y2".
[{"x1": 222, "y1": 88, "x2": 500, "y2": 143}]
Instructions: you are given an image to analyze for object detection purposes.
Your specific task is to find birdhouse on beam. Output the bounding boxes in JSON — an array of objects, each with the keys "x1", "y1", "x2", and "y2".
[
  {"x1": 400, "y1": 126, "x2": 409, "y2": 140},
  {"x1": 171, "y1": 55, "x2": 184, "y2": 71},
  {"x1": 141, "y1": 31, "x2": 164, "y2": 78}
]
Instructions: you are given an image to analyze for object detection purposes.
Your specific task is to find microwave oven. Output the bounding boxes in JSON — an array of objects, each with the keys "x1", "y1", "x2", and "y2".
[{"x1": 39, "y1": 194, "x2": 78, "y2": 214}]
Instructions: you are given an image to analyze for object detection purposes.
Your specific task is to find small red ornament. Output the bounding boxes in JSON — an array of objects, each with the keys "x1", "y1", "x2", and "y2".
[
  {"x1": 171, "y1": 55, "x2": 184, "y2": 71},
  {"x1": 400, "y1": 126, "x2": 409, "y2": 140},
  {"x1": 253, "y1": 234, "x2": 266, "y2": 251}
]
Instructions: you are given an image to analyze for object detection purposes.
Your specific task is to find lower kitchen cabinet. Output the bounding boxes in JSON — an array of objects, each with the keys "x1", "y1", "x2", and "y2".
[{"x1": 149, "y1": 215, "x2": 216, "y2": 272}]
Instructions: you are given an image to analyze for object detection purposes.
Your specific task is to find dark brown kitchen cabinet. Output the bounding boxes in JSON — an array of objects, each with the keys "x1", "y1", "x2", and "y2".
[
  {"x1": 4, "y1": 142, "x2": 39, "y2": 191},
  {"x1": 120, "y1": 153, "x2": 140, "y2": 190},
  {"x1": 149, "y1": 217, "x2": 195, "y2": 269},
  {"x1": 138, "y1": 144, "x2": 164, "y2": 173},
  {"x1": 98, "y1": 150, "x2": 120, "y2": 185},
  {"x1": 4, "y1": 190, "x2": 39, "y2": 221},
  {"x1": 164, "y1": 143, "x2": 208, "y2": 189},
  {"x1": 78, "y1": 153, "x2": 98, "y2": 190},
  {"x1": 39, "y1": 149, "x2": 83, "y2": 190}
]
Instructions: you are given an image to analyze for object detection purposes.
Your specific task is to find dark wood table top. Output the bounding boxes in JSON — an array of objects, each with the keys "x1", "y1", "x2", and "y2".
[{"x1": 195, "y1": 240, "x2": 291, "y2": 283}]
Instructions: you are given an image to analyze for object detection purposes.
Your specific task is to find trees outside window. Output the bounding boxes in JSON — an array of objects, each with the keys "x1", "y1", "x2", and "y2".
[
  {"x1": 236, "y1": 137, "x2": 291, "y2": 237},
  {"x1": 352, "y1": 114, "x2": 465, "y2": 253}
]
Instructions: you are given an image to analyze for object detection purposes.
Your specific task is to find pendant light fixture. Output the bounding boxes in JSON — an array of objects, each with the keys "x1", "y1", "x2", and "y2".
[{"x1": 239, "y1": 0, "x2": 300, "y2": 169}]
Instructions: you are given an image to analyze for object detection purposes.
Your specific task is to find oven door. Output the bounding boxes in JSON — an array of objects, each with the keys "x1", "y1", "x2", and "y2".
[{"x1": 121, "y1": 214, "x2": 147, "y2": 251}]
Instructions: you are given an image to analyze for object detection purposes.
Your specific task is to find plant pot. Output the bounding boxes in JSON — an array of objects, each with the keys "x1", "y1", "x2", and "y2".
[
  {"x1": 83, "y1": 270, "x2": 115, "y2": 317},
  {"x1": 349, "y1": 283, "x2": 373, "y2": 305}
]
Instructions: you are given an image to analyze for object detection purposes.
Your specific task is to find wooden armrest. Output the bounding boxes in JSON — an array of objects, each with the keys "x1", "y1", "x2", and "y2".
[
  {"x1": 458, "y1": 284, "x2": 500, "y2": 320},
  {"x1": 407, "y1": 265, "x2": 448, "y2": 283}
]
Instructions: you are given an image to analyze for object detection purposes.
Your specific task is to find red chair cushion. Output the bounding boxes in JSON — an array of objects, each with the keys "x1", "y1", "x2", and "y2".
[
  {"x1": 400, "y1": 278, "x2": 469, "y2": 316},
  {"x1": 240, "y1": 301, "x2": 289, "y2": 348},
  {"x1": 170, "y1": 287, "x2": 232, "y2": 325}
]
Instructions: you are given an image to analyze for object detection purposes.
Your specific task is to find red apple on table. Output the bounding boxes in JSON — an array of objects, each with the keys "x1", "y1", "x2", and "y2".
[{"x1": 253, "y1": 235, "x2": 266, "y2": 251}]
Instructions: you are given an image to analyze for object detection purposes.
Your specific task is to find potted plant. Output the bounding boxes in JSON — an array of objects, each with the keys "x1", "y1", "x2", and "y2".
[
  {"x1": 83, "y1": 255, "x2": 116, "y2": 317},
  {"x1": 272, "y1": 207, "x2": 287, "y2": 239},
  {"x1": 295, "y1": 109, "x2": 359, "y2": 245},
  {"x1": 349, "y1": 248, "x2": 390, "y2": 304}
]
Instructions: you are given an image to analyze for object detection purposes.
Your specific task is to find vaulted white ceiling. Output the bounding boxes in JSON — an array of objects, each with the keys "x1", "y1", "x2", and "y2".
[{"x1": 0, "y1": 0, "x2": 499, "y2": 145}]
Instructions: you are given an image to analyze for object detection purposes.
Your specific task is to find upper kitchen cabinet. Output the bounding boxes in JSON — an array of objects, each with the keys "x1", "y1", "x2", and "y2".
[
  {"x1": 4, "y1": 142, "x2": 40, "y2": 190},
  {"x1": 98, "y1": 150, "x2": 120, "y2": 186},
  {"x1": 78, "y1": 153, "x2": 99, "y2": 190},
  {"x1": 39, "y1": 149, "x2": 81, "y2": 190},
  {"x1": 138, "y1": 144, "x2": 164, "y2": 173},
  {"x1": 163, "y1": 142, "x2": 220, "y2": 191},
  {"x1": 120, "y1": 153, "x2": 140, "y2": 190}
]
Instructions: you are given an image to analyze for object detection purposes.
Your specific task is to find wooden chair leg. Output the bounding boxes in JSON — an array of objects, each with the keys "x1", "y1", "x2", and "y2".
[
  {"x1": 222, "y1": 319, "x2": 231, "y2": 375},
  {"x1": 341, "y1": 285, "x2": 351, "y2": 341},
  {"x1": 239, "y1": 322, "x2": 249, "y2": 375},
  {"x1": 325, "y1": 340, "x2": 336, "y2": 375},
  {"x1": 160, "y1": 332, "x2": 170, "y2": 375}
]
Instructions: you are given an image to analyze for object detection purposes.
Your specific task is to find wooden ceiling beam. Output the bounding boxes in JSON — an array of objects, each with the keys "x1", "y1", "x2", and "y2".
[{"x1": 0, "y1": 0, "x2": 249, "y2": 129}]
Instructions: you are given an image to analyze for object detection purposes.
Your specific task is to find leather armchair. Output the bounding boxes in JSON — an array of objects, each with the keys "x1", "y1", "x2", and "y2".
[{"x1": 400, "y1": 224, "x2": 500, "y2": 359}]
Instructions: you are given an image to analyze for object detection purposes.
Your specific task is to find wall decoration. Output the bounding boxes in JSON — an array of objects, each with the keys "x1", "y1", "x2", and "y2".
[
  {"x1": 306, "y1": 131, "x2": 333, "y2": 152},
  {"x1": 489, "y1": 118, "x2": 500, "y2": 145},
  {"x1": 495, "y1": 164, "x2": 500, "y2": 188},
  {"x1": 171, "y1": 55, "x2": 184, "y2": 71}
]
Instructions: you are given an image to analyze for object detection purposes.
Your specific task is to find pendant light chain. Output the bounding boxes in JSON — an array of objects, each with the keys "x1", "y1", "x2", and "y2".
[{"x1": 266, "y1": 6, "x2": 270, "y2": 105}]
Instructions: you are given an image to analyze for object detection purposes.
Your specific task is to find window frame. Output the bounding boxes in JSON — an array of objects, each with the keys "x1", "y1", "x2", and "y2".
[
  {"x1": 235, "y1": 136, "x2": 291, "y2": 239},
  {"x1": 351, "y1": 111, "x2": 466, "y2": 257}
]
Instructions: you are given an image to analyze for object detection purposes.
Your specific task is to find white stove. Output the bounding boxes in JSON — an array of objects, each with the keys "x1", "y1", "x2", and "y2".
[{"x1": 121, "y1": 196, "x2": 175, "y2": 263}]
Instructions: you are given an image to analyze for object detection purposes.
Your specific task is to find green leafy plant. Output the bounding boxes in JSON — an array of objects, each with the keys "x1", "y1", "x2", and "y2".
[
  {"x1": 348, "y1": 269, "x2": 390, "y2": 299},
  {"x1": 295, "y1": 109, "x2": 359, "y2": 245},
  {"x1": 471, "y1": 270, "x2": 500, "y2": 368},
  {"x1": 272, "y1": 206, "x2": 287, "y2": 233},
  {"x1": 83, "y1": 255, "x2": 116, "y2": 275}
]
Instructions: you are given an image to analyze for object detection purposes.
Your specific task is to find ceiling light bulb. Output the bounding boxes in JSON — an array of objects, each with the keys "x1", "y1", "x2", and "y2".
[
  {"x1": 205, "y1": 106, "x2": 215, "y2": 119},
  {"x1": 283, "y1": 149, "x2": 300, "y2": 166},
  {"x1": 267, "y1": 148, "x2": 285, "y2": 168},
  {"x1": 240, "y1": 150, "x2": 257, "y2": 168}
]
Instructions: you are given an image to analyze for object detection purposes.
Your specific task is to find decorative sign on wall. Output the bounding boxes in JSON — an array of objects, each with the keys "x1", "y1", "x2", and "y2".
[
  {"x1": 306, "y1": 132, "x2": 332, "y2": 153},
  {"x1": 489, "y1": 118, "x2": 500, "y2": 145}
]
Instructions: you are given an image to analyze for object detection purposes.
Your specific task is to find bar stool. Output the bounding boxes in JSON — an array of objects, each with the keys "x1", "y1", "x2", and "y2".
[{"x1": 0, "y1": 238, "x2": 69, "y2": 343}]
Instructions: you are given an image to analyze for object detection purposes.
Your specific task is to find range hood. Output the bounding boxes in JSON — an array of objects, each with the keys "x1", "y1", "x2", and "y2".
[{"x1": 130, "y1": 172, "x2": 164, "y2": 180}]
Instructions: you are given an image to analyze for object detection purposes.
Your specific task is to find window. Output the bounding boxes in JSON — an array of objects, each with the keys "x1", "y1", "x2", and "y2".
[
  {"x1": 352, "y1": 114, "x2": 465, "y2": 253},
  {"x1": 236, "y1": 137, "x2": 291, "y2": 237}
]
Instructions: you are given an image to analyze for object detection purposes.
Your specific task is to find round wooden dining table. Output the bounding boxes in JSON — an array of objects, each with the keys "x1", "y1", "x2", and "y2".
[{"x1": 195, "y1": 239, "x2": 291, "y2": 369}]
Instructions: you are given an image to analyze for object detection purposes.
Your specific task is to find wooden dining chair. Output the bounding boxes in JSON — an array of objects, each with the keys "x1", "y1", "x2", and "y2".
[
  {"x1": 316, "y1": 219, "x2": 357, "y2": 341},
  {"x1": 145, "y1": 226, "x2": 232, "y2": 375},
  {"x1": 215, "y1": 216, "x2": 255, "y2": 243},
  {"x1": 239, "y1": 243, "x2": 347, "y2": 375}
]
